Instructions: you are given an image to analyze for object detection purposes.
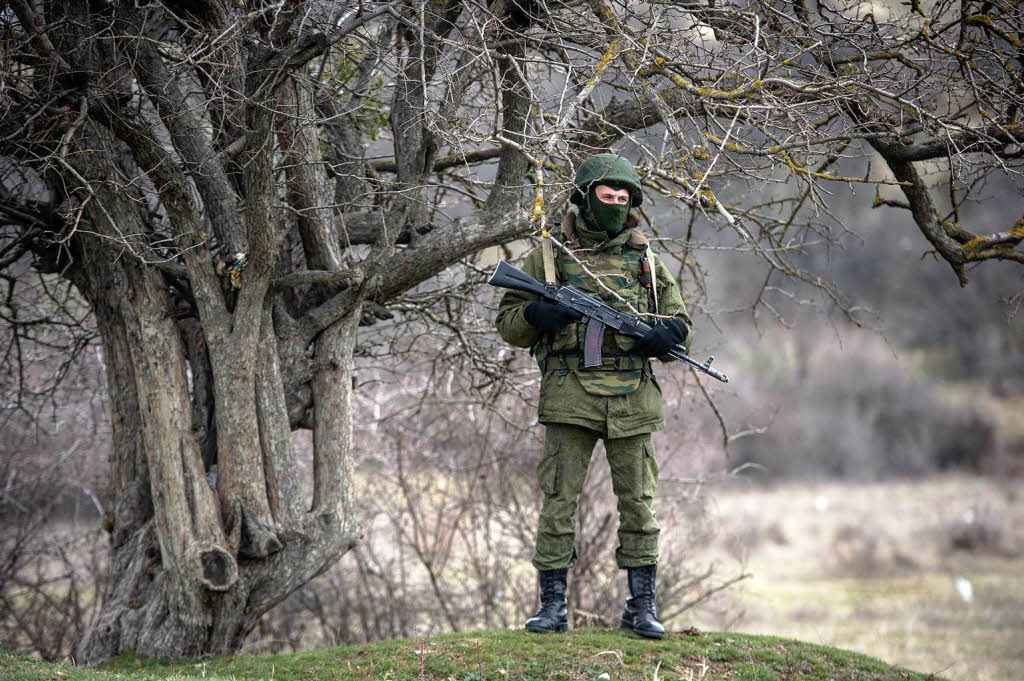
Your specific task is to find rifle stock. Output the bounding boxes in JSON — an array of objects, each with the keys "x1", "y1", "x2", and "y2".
[{"x1": 488, "y1": 260, "x2": 554, "y2": 299}]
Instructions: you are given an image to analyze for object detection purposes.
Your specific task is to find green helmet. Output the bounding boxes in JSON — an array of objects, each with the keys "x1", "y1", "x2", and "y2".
[{"x1": 572, "y1": 153, "x2": 643, "y2": 207}]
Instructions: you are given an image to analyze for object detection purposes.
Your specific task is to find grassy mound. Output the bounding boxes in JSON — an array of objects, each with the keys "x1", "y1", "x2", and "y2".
[{"x1": 1, "y1": 629, "x2": 949, "y2": 681}]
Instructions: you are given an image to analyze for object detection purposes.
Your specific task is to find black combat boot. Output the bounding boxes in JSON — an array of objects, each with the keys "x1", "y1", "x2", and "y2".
[
  {"x1": 524, "y1": 568, "x2": 569, "y2": 633},
  {"x1": 620, "y1": 564, "x2": 665, "y2": 639}
]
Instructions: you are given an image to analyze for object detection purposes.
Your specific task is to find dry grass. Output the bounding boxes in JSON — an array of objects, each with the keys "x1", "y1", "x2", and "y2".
[{"x1": 678, "y1": 474, "x2": 1024, "y2": 681}]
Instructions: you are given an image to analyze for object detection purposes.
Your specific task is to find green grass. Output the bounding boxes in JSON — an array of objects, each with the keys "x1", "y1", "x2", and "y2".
[{"x1": 1, "y1": 628, "x2": 948, "y2": 681}]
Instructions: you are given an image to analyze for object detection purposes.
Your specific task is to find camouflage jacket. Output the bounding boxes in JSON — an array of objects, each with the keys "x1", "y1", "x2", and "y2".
[{"x1": 495, "y1": 211, "x2": 694, "y2": 438}]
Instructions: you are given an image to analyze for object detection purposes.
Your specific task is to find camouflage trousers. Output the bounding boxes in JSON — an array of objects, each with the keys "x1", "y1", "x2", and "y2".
[{"x1": 532, "y1": 422, "x2": 660, "y2": 571}]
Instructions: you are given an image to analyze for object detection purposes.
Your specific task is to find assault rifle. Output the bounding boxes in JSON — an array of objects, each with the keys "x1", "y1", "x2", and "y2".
[{"x1": 488, "y1": 260, "x2": 729, "y2": 383}]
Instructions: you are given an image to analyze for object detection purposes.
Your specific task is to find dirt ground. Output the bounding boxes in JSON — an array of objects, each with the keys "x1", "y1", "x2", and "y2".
[{"x1": 681, "y1": 474, "x2": 1024, "y2": 681}]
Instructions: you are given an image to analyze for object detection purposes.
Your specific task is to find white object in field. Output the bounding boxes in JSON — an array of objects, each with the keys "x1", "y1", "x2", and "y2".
[
  {"x1": 955, "y1": 577, "x2": 974, "y2": 603},
  {"x1": 815, "y1": 496, "x2": 829, "y2": 512}
]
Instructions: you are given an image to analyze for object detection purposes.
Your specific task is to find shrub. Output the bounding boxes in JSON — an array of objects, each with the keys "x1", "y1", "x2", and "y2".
[{"x1": 727, "y1": 329, "x2": 1001, "y2": 479}]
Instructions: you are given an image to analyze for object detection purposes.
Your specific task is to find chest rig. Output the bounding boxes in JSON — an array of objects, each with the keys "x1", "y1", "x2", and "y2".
[{"x1": 533, "y1": 212, "x2": 660, "y2": 396}]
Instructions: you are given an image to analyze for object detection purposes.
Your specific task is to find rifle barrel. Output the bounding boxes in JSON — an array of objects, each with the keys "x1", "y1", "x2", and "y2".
[{"x1": 667, "y1": 347, "x2": 729, "y2": 382}]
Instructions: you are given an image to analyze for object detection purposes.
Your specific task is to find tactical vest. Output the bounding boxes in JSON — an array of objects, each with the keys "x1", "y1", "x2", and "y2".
[{"x1": 534, "y1": 238, "x2": 655, "y2": 397}]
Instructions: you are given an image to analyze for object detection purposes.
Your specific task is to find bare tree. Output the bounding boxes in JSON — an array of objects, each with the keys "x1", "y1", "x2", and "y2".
[{"x1": 0, "y1": 0, "x2": 1021, "y2": 664}]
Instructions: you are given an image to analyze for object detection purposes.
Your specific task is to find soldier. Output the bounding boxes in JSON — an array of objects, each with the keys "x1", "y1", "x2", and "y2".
[{"x1": 495, "y1": 153, "x2": 693, "y2": 640}]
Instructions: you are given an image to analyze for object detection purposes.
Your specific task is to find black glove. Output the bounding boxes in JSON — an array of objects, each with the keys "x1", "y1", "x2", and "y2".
[
  {"x1": 633, "y1": 318, "x2": 688, "y2": 357},
  {"x1": 523, "y1": 301, "x2": 580, "y2": 335}
]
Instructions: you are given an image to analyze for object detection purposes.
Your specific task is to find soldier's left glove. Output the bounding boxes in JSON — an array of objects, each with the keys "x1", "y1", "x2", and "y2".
[{"x1": 633, "y1": 319, "x2": 688, "y2": 357}]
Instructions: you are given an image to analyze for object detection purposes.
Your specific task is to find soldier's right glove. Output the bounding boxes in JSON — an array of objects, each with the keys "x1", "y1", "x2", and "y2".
[
  {"x1": 633, "y1": 319, "x2": 688, "y2": 357},
  {"x1": 523, "y1": 302, "x2": 580, "y2": 335}
]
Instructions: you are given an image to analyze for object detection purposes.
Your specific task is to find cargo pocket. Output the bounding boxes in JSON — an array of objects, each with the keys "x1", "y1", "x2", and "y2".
[
  {"x1": 612, "y1": 331, "x2": 638, "y2": 354},
  {"x1": 641, "y1": 440, "x2": 658, "y2": 499},
  {"x1": 612, "y1": 279, "x2": 646, "y2": 354},
  {"x1": 549, "y1": 320, "x2": 581, "y2": 354},
  {"x1": 537, "y1": 434, "x2": 561, "y2": 496}
]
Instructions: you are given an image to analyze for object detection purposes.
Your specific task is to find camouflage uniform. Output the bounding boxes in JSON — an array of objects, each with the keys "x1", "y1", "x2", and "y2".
[{"x1": 495, "y1": 210, "x2": 694, "y2": 570}]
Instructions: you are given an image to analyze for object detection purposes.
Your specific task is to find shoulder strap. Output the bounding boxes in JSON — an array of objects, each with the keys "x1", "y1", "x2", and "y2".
[
  {"x1": 541, "y1": 211, "x2": 578, "y2": 286},
  {"x1": 628, "y1": 228, "x2": 659, "y2": 314},
  {"x1": 541, "y1": 234, "x2": 557, "y2": 287},
  {"x1": 645, "y1": 244, "x2": 658, "y2": 314}
]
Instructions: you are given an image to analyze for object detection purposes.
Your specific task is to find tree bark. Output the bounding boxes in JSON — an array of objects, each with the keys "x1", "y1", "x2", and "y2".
[
  {"x1": 67, "y1": 112, "x2": 364, "y2": 662},
  {"x1": 73, "y1": 191, "x2": 237, "y2": 662}
]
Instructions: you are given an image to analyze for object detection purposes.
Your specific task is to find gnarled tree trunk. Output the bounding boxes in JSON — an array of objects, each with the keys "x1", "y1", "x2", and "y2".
[
  {"x1": 0, "y1": 0, "x2": 534, "y2": 664},
  {"x1": 57, "y1": 125, "x2": 364, "y2": 660}
]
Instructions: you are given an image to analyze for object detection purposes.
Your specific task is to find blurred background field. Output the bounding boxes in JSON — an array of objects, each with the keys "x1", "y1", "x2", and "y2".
[{"x1": 693, "y1": 475, "x2": 1024, "y2": 681}]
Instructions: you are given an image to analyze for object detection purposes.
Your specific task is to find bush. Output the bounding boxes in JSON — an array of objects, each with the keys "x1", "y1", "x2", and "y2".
[
  {"x1": 727, "y1": 329, "x2": 1001, "y2": 479},
  {"x1": 0, "y1": 452, "x2": 106, "y2": 660}
]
